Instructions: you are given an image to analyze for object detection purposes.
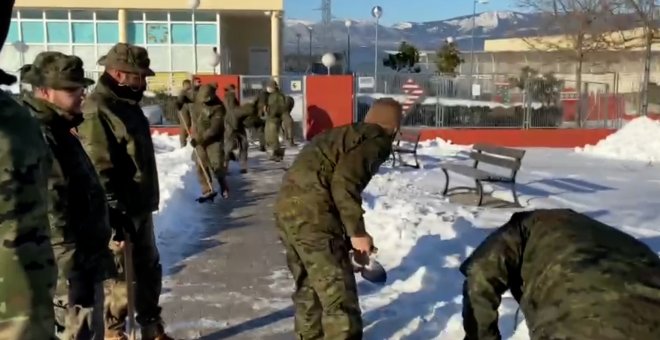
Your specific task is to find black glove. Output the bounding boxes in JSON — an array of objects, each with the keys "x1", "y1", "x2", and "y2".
[
  {"x1": 108, "y1": 208, "x2": 135, "y2": 242},
  {"x1": 190, "y1": 138, "x2": 198, "y2": 147}
]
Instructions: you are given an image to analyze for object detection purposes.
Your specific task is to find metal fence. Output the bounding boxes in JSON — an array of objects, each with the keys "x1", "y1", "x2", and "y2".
[{"x1": 354, "y1": 73, "x2": 622, "y2": 129}]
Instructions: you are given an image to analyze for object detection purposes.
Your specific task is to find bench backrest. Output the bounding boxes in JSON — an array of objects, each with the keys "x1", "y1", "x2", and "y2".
[
  {"x1": 470, "y1": 143, "x2": 526, "y2": 173},
  {"x1": 395, "y1": 129, "x2": 421, "y2": 144}
]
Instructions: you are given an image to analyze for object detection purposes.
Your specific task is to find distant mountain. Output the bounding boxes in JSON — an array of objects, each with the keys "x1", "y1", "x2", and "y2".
[{"x1": 284, "y1": 11, "x2": 544, "y2": 53}]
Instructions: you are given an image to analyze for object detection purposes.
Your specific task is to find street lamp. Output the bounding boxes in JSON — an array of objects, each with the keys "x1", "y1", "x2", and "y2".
[
  {"x1": 345, "y1": 20, "x2": 352, "y2": 74},
  {"x1": 469, "y1": 0, "x2": 489, "y2": 82},
  {"x1": 307, "y1": 26, "x2": 313, "y2": 70},
  {"x1": 188, "y1": 0, "x2": 201, "y2": 74},
  {"x1": 372, "y1": 6, "x2": 383, "y2": 89},
  {"x1": 322, "y1": 53, "x2": 336, "y2": 75}
]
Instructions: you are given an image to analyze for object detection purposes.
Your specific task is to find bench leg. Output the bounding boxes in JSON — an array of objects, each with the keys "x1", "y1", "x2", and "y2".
[
  {"x1": 476, "y1": 180, "x2": 484, "y2": 206},
  {"x1": 442, "y1": 168, "x2": 450, "y2": 195},
  {"x1": 511, "y1": 182, "x2": 521, "y2": 207},
  {"x1": 412, "y1": 152, "x2": 420, "y2": 169}
]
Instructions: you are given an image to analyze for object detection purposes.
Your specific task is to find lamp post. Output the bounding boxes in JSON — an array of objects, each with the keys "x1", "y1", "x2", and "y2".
[
  {"x1": 188, "y1": 0, "x2": 200, "y2": 74},
  {"x1": 345, "y1": 19, "x2": 352, "y2": 74},
  {"x1": 469, "y1": 0, "x2": 488, "y2": 83},
  {"x1": 371, "y1": 6, "x2": 382, "y2": 89},
  {"x1": 307, "y1": 26, "x2": 313, "y2": 71},
  {"x1": 322, "y1": 53, "x2": 336, "y2": 75}
]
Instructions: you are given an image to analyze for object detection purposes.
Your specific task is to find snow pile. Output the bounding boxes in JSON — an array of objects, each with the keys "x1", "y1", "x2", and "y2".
[{"x1": 576, "y1": 116, "x2": 660, "y2": 163}]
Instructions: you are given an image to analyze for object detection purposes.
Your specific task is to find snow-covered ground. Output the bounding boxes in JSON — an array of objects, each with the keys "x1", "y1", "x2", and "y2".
[{"x1": 149, "y1": 117, "x2": 660, "y2": 339}]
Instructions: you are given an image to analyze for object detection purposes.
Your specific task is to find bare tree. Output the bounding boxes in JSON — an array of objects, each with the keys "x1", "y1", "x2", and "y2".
[
  {"x1": 517, "y1": 0, "x2": 627, "y2": 125},
  {"x1": 620, "y1": 0, "x2": 659, "y2": 116}
]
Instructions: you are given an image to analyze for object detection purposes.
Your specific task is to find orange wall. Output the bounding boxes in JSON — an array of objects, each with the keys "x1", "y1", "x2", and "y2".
[{"x1": 304, "y1": 75, "x2": 354, "y2": 140}]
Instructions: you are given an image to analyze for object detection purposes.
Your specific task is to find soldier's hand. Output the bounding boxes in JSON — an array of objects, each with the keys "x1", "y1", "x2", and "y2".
[
  {"x1": 190, "y1": 138, "x2": 198, "y2": 147},
  {"x1": 351, "y1": 235, "x2": 374, "y2": 257}
]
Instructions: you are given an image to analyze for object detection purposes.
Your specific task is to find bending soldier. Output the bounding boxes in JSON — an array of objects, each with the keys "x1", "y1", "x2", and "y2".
[
  {"x1": 461, "y1": 209, "x2": 660, "y2": 340},
  {"x1": 281, "y1": 95, "x2": 296, "y2": 146},
  {"x1": 20, "y1": 52, "x2": 115, "y2": 340},
  {"x1": 264, "y1": 80, "x2": 287, "y2": 161},
  {"x1": 224, "y1": 101, "x2": 252, "y2": 174},
  {"x1": 76, "y1": 43, "x2": 174, "y2": 340},
  {"x1": 0, "y1": 2, "x2": 58, "y2": 338},
  {"x1": 275, "y1": 98, "x2": 403, "y2": 339},
  {"x1": 190, "y1": 84, "x2": 229, "y2": 199},
  {"x1": 223, "y1": 84, "x2": 240, "y2": 111}
]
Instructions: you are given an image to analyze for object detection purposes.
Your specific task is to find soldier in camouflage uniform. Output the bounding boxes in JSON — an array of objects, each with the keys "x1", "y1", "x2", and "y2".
[
  {"x1": 461, "y1": 209, "x2": 660, "y2": 340},
  {"x1": 223, "y1": 84, "x2": 240, "y2": 111},
  {"x1": 0, "y1": 2, "x2": 58, "y2": 338},
  {"x1": 264, "y1": 80, "x2": 287, "y2": 161},
  {"x1": 75, "y1": 43, "x2": 173, "y2": 340},
  {"x1": 281, "y1": 95, "x2": 296, "y2": 146},
  {"x1": 275, "y1": 98, "x2": 403, "y2": 339},
  {"x1": 224, "y1": 100, "x2": 253, "y2": 174},
  {"x1": 245, "y1": 90, "x2": 268, "y2": 152},
  {"x1": 190, "y1": 84, "x2": 229, "y2": 198},
  {"x1": 176, "y1": 79, "x2": 195, "y2": 148},
  {"x1": 19, "y1": 51, "x2": 115, "y2": 340}
]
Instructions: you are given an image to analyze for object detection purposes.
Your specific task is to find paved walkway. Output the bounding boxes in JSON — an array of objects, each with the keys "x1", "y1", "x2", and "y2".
[{"x1": 159, "y1": 151, "x2": 297, "y2": 339}]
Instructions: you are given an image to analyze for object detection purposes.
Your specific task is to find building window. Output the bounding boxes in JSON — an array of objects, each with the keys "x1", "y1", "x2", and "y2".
[
  {"x1": 97, "y1": 23, "x2": 119, "y2": 44},
  {"x1": 194, "y1": 12, "x2": 216, "y2": 22},
  {"x1": 145, "y1": 11, "x2": 168, "y2": 21},
  {"x1": 46, "y1": 22, "x2": 70, "y2": 43},
  {"x1": 171, "y1": 23, "x2": 192, "y2": 44},
  {"x1": 72, "y1": 22, "x2": 94, "y2": 44},
  {"x1": 146, "y1": 23, "x2": 169, "y2": 44},
  {"x1": 19, "y1": 9, "x2": 43, "y2": 19},
  {"x1": 96, "y1": 11, "x2": 118, "y2": 21},
  {"x1": 46, "y1": 10, "x2": 68, "y2": 20},
  {"x1": 195, "y1": 24, "x2": 216, "y2": 45},
  {"x1": 71, "y1": 10, "x2": 93, "y2": 20},
  {"x1": 169, "y1": 11, "x2": 191, "y2": 22},
  {"x1": 128, "y1": 22, "x2": 145, "y2": 44},
  {"x1": 21, "y1": 21, "x2": 44, "y2": 43},
  {"x1": 7, "y1": 21, "x2": 19, "y2": 43}
]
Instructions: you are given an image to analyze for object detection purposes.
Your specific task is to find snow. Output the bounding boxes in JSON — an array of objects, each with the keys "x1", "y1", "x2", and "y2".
[
  {"x1": 575, "y1": 116, "x2": 660, "y2": 164},
  {"x1": 149, "y1": 125, "x2": 660, "y2": 339}
]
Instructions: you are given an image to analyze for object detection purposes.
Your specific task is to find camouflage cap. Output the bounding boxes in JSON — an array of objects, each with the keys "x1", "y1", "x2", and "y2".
[
  {"x1": 196, "y1": 84, "x2": 219, "y2": 103},
  {"x1": 98, "y1": 43, "x2": 155, "y2": 76},
  {"x1": 20, "y1": 51, "x2": 95, "y2": 89}
]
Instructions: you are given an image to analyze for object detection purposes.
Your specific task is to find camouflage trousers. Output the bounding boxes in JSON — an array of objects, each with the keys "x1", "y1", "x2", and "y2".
[
  {"x1": 54, "y1": 278, "x2": 104, "y2": 340},
  {"x1": 193, "y1": 143, "x2": 225, "y2": 194},
  {"x1": 265, "y1": 118, "x2": 284, "y2": 160},
  {"x1": 281, "y1": 112, "x2": 294, "y2": 145},
  {"x1": 104, "y1": 213, "x2": 164, "y2": 339},
  {"x1": 0, "y1": 238, "x2": 57, "y2": 340},
  {"x1": 275, "y1": 211, "x2": 363, "y2": 340},
  {"x1": 224, "y1": 131, "x2": 249, "y2": 171}
]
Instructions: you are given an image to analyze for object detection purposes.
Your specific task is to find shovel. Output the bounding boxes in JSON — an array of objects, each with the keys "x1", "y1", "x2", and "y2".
[
  {"x1": 351, "y1": 248, "x2": 387, "y2": 285},
  {"x1": 178, "y1": 111, "x2": 218, "y2": 203}
]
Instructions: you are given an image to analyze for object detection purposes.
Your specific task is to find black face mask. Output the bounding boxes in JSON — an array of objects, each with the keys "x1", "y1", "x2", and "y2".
[{"x1": 100, "y1": 73, "x2": 144, "y2": 102}]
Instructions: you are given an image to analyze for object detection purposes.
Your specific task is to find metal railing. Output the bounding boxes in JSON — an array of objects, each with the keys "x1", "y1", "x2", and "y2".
[{"x1": 354, "y1": 73, "x2": 621, "y2": 129}]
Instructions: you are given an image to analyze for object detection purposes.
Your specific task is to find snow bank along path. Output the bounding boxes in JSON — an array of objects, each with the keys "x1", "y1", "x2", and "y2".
[{"x1": 150, "y1": 130, "x2": 660, "y2": 339}]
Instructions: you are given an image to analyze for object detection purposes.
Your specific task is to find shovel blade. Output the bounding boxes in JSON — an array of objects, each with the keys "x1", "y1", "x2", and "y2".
[
  {"x1": 360, "y1": 259, "x2": 387, "y2": 284},
  {"x1": 196, "y1": 191, "x2": 218, "y2": 203}
]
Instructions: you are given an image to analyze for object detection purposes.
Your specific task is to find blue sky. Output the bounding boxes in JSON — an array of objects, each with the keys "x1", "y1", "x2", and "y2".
[{"x1": 284, "y1": 0, "x2": 518, "y2": 25}]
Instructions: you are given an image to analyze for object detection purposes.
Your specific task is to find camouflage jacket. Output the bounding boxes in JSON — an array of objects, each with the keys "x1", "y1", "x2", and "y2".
[
  {"x1": 177, "y1": 88, "x2": 195, "y2": 137},
  {"x1": 284, "y1": 95, "x2": 295, "y2": 114},
  {"x1": 224, "y1": 91, "x2": 239, "y2": 112},
  {"x1": 266, "y1": 91, "x2": 287, "y2": 121},
  {"x1": 225, "y1": 103, "x2": 253, "y2": 135},
  {"x1": 0, "y1": 80, "x2": 56, "y2": 331},
  {"x1": 191, "y1": 99, "x2": 225, "y2": 148},
  {"x1": 77, "y1": 79, "x2": 160, "y2": 216},
  {"x1": 460, "y1": 209, "x2": 660, "y2": 340},
  {"x1": 275, "y1": 123, "x2": 393, "y2": 237},
  {"x1": 22, "y1": 96, "x2": 114, "y2": 283}
]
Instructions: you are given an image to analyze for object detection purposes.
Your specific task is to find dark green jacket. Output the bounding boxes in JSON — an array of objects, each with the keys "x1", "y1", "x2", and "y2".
[
  {"x1": 224, "y1": 91, "x2": 239, "y2": 111},
  {"x1": 276, "y1": 123, "x2": 393, "y2": 237},
  {"x1": 266, "y1": 91, "x2": 287, "y2": 121},
  {"x1": 191, "y1": 98, "x2": 225, "y2": 148},
  {"x1": 461, "y1": 209, "x2": 660, "y2": 340},
  {"x1": 77, "y1": 80, "x2": 160, "y2": 216},
  {"x1": 23, "y1": 96, "x2": 114, "y2": 283}
]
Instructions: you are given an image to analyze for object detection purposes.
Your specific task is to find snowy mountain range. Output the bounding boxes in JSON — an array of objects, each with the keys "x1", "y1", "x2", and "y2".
[{"x1": 283, "y1": 11, "x2": 543, "y2": 53}]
